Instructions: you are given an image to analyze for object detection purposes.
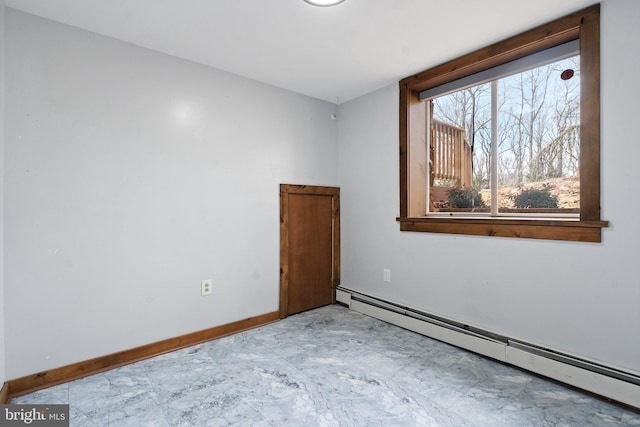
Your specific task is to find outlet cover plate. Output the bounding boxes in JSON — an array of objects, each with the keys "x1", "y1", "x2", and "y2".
[
  {"x1": 201, "y1": 279, "x2": 212, "y2": 296},
  {"x1": 383, "y1": 269, "x2": 391, "y2": 283}
]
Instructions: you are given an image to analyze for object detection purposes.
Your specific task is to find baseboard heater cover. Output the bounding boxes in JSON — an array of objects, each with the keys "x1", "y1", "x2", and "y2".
[
  {"x1": 335, "y1": 288, "x2": 352, "y2": 307},
  {"x1": 336, "y1": 286, "x2": 640, "y2": 409}
]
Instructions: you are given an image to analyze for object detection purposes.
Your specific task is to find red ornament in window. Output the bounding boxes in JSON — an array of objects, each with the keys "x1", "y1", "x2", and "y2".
[{"x1": 561, "y1": 69, "x2": 574, "y2": 80}]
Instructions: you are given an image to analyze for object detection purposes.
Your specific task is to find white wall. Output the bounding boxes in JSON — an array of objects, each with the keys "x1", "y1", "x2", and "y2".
[
  {"x1": 338, "y1": 0, "x2": 640, "y2": 374},
  {"x1": 0, "y1": 0, "x2": 6, "y2": 388},
  {"x1": 5, "y1": 0, "x2": 639, "y2": 383},
  {"x1": 4, "y1": 9, "x2": 338, "y2": 378}
]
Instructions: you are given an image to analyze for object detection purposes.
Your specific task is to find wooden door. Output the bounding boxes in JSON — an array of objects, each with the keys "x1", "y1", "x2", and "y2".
[{"x1": 280, "y1": 184, "x2": 340, "y2": 318}]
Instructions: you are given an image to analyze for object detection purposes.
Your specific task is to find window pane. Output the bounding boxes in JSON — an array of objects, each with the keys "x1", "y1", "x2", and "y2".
[
  {"x1": 430, "y1": 82, "x2": 490, "y2": 212},
  {"x1": 495, "y1": 56, "x2": 580, "y2": 212},
  {"x1": 428, "y1": 56, "x2": 580, "y2": 215}
]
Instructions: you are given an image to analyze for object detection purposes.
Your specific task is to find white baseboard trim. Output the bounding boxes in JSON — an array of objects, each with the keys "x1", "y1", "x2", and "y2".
[
  {"x1": 338, "y1": 286, "x2": 640, "y2": 409},
  {"x1": 335, "y1": 288, "x2": 352, "y2": 306},
  {"x1": 505, "y1": 346, "x2": 640, "y2": 408},
  {"x1": 351, "y1": 300, "x2": 507, "y2": 362}
]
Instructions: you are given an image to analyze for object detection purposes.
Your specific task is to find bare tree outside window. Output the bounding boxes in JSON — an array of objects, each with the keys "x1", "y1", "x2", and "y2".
[{"x1": 430, "y1": 56, "x2": 580, "y2": 212}]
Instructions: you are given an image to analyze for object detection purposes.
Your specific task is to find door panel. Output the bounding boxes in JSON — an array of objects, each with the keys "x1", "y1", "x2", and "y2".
[
  {"x1": 287, "y1": 193, "x2": 333, "y2": 315},
  {"x1": 280, "y1": 185, "x2": 340, "y2": 318}
]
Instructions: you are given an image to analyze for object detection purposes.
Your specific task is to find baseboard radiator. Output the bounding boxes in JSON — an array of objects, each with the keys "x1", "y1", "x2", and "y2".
[{"x1": 336, "y1": 286, "x2": 640, "y2": 409}]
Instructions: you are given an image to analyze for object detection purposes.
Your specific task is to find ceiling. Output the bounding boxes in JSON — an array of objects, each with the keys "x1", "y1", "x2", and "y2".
[{"x1": 5, "y1": 0, "x2": 597, "y2": 104}]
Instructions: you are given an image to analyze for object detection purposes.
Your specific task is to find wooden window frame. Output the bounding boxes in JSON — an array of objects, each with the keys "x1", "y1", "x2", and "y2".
[{"x1": 397, "y1": 4, "x2": 608, "y2": 242}]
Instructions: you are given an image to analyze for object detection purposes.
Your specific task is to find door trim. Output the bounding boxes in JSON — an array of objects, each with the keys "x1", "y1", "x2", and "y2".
[{"x1": 280, "y1": 184, "x2": 340, "y2": 319}]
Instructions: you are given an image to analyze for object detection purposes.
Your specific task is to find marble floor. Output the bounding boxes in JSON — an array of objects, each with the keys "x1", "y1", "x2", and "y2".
[{"x1": 12, "y1": 305, "x2": 640, "y2": 426}]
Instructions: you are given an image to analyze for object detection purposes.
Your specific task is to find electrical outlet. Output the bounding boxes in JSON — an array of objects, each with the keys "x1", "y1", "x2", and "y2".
[
  {"x1": 201, "y1": 279, "x2": 212, "y2": 296},
  {"x1": 383, "y1": 268, "x2": 391, "y2": 283}
]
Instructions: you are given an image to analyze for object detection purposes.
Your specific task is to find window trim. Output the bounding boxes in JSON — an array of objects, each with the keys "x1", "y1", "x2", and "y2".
[{"x1": 397, "y1": 4, "x2": 608, "y2": 242}]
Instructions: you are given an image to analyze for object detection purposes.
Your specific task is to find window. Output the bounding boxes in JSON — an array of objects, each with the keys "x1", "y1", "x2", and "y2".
[
  {"x1": 398, "y1": 5, "x2": 607, "y2": 242},
  {"x1": 427, "y1": 41, "x2": 580, "y2": 216}
]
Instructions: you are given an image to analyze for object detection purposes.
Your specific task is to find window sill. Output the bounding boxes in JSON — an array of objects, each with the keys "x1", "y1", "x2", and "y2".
[{"x1": 396, "y1": 217, "x2": 609, "y2": 242}]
